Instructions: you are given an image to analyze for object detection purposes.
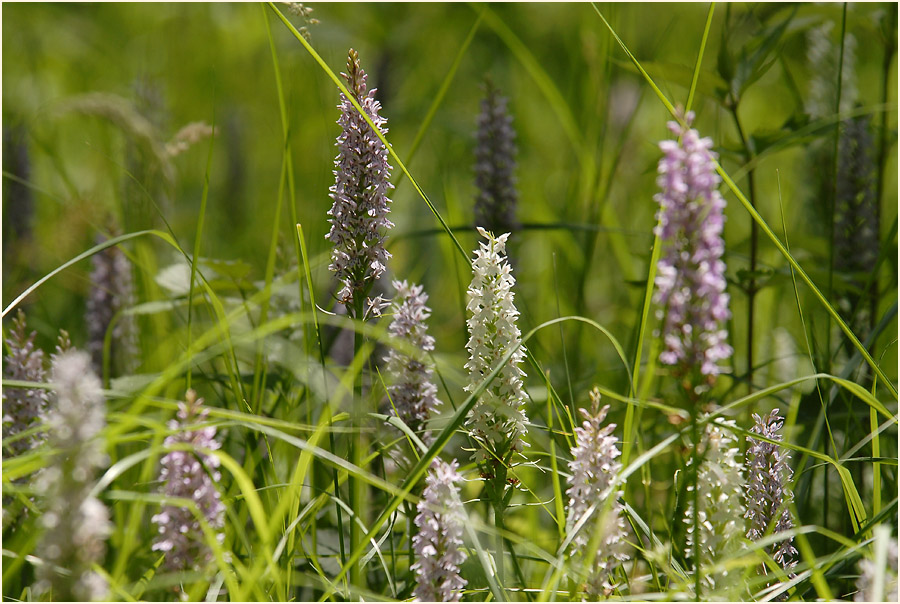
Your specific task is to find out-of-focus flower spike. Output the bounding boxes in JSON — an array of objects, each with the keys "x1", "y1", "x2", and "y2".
[
  {"x1": 653, "y1": 111, "x2": 732, "y2": 382},
  {"x1": 685, "y1": 418, "x2": 746, "y2": 596},
  {"x1": 35, "y1": 349, "x2": 109, "y2": 602},
  {"x1": 474, "y1": 80, "x2": 519, "y2": 236},
  {"x1": 383, "y1": 281, "x2": 442, "y2": 444},
  {"x1": 86, "y1": 233, "x2": 138, "y2": 376},
  {"x1": 151, "y1": 390, "x2": 225, "y2": 572},
  {"x1": 412, "y1": 459, "x2": 468, "y2": 602},
  {"x1": 855, "y1": 524, "x2": 898, "y2": 602}
]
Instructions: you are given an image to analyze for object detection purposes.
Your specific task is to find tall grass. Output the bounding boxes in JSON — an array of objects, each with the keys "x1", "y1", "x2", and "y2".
[{"x1": 2, "y1": 2, "x2": 897, "y2": 602}]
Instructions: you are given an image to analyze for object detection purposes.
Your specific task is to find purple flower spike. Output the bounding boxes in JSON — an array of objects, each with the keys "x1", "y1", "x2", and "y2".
[
  {"x1": 2, "y1": 310, "x2": 49, "y2": 456},
  {"x1": 326, "y1": 48, "x2": 394, "y2": 309},
  {"x1": 384, "y1": 280, "x2": 442, "y2": 443},
  {"x1": 653, "y1": 111, "x2": 732, "y2": 380},
  {"x1": 152, "y1": 390, "x2": 225, "y2": 571},
  {"x1": 86, "y1": 234, "x2": 138, "y2": 376},
  {"x1": 745, "y1": 409, "x2": 797, "y2": 574},
  {"x1": 475, "y1": 81, "x2": 518, "y2": 235}
]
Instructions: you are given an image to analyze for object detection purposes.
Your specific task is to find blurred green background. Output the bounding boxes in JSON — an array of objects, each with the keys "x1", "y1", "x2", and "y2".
[{"x1": 3, "y1": 1, "x2": 897, "y2": 405}]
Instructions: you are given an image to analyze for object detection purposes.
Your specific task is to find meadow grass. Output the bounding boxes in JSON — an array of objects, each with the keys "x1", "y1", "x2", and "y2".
[{"x1": 2, "y1": 2, "x2": 897, "y2": 602}]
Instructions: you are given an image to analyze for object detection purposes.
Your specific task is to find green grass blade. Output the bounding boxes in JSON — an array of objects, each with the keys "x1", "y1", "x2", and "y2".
[
  {"x1": 685, "y1": 3, "x2": 715, "y2": 114},
  {"x1": 185, "y1": 109, "x2": 215, "y2": 391}
]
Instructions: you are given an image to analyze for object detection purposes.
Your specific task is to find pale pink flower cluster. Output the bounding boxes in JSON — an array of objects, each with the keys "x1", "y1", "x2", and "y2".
[
  {"x1": 384, "y1": 280, "x2": 441, "y2": 443},
  {"x1": 565, "y1": 389, "x2": 629, "y2": 596},
  {"x1": 152, "y1": 390, "x2": 225, "y2": 571},
  {"x1": 326, "y1": 49, "x2": 394, "y2": 308},
  {"x1": 745, "y1": 409, "x2": 797, "y2": 573},
  {"x1": 412, "y1": 459, "x2": 468, "y2": 602}
]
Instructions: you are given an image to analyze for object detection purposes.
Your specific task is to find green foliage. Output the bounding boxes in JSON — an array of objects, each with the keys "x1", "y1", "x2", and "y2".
[{"x1": 2, "y1": 3, "x2": 897, "y2": 601}]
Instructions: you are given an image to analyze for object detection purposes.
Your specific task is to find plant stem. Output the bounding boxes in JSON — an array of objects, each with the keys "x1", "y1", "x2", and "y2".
[
  {"x1": 493, "y1": 498, "x2": 506, "y2": 588},
  {"x1": 404, "y1": 500, "x2": 415, "y2": 583},
  {"x1": 729, "y1": 102, "x2": 758, "y2": 393},
  {"x1": 350, "y1": 295, "x2": 366, "y2": 591},
  {"x1": 690, "y1": 406, "x2": 701, "y2": 601},
  {"x1": 827, "y1": 3, "x2": 849, "y2": 378}
]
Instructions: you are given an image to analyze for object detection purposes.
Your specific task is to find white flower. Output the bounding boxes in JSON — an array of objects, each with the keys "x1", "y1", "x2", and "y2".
[
  {"x1": 565, "y1": 389, "x2": 629, "y2": 596},
  {"x1": 685, "y1": 418, "x2": 746, "y2": 596},
  {"x1": 44, "y1": 350, "x2": 107, "y2": 475},
  {"x1": 463, "y1": 227, "x2": 528, "y2": 465},
  {"x1": 34, "y1": 350, "x2": 109, "y2": 602}
]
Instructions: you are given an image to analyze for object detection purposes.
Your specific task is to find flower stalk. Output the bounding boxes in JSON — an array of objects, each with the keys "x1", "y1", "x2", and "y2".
[{"x1": 327, "y1": 47, "x2": 394, "y2": 589}]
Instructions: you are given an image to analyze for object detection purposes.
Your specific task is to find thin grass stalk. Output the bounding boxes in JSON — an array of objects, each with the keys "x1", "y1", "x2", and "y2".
[
  {"x1": 728, "y1": 105, "x2": 758, "y2": 392},
  {"x1": 690, "y1": 403, "x2": 702, "y2": 600},
  {"x1": 826, "y1": 3, "x2": 850, "y2": 377},
  {"x1": 823, "y1": 4, "x2": 850, "y2": 539},
  {"x1": 394, "y1": 11, "x2": 482, "y2": 190},
  {"x1": 349, "y1": 295, "x2": 366, "y2": 590},
  {"x1": 184, "y1": 117, "x2": 214, "y2": 392},
  {"x1": 552, "y1": 255, "x2": 575, "y2": 411}
]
